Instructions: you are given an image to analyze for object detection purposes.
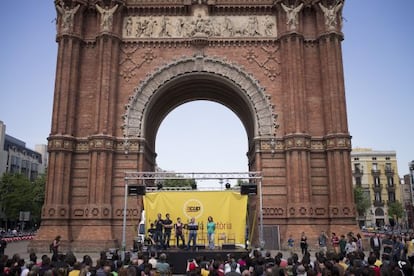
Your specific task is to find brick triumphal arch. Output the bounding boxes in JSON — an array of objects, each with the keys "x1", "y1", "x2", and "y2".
[{"x1": 31, "y1": 0, "x2": 356, "y2": 251}]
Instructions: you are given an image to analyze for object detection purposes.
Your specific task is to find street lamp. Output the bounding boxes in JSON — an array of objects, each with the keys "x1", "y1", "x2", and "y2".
[
  {"x1": 121, "y1": 181, "x2": 128, "y2": 261},
  {"x1": 258, "y1": 179, "x2": 264, "y2": 249}
]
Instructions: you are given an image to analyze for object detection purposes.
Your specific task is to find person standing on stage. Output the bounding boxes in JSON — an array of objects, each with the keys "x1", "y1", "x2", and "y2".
[
  {"x1": 163, "y1": 213, "x2": 173, "y2": 249},
  {"x1": 154, "y1": 213, "x2": 164, "y2": 249},
  {"x1": 187, "y1": 217, "x2": 198, "y2": 250},
  {"x1": 174, "y1": 217, "x2": 185, "y2": 248},
  {"x1": 207, "y1": 216, "x2": 216, "y2": 249}
]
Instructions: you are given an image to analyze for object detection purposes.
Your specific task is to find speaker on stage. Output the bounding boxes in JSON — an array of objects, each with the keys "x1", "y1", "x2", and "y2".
[
  {"x1": 222, "y1": 244, "x2": 236, "y2": 250},
  {"x1": 196, "y1": 244, "x2": 206, "y2": 250},
  {"x1": 128, "y1": 185, "x2": 146, "y2": 195},
  {"x1": 240, "y1": 184, "x2": 257, "y2": 195}
]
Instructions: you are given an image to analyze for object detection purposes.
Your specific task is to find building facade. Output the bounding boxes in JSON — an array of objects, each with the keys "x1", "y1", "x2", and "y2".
[
  {"x1": 402, "y1": 174, "x2": 414, "y2": 229},
  {"x1": 31, "y1": 0, "x2": 357, "y2": 252},
  {"x1": 351, "y1": 148, "x2": 402, "y2": 228},
  {"x1": 0, "y1": 121, "x2": 45, "y2": 180}
]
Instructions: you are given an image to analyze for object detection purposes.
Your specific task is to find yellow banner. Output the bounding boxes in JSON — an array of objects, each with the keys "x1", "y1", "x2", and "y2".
[{"x1": 143, "y1": 191, "x2": 247, "y2": 246}]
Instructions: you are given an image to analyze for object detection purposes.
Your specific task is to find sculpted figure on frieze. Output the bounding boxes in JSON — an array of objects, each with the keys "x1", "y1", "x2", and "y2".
[
  {"x1": 247, "y1": 16, "x2": 261, "y2": 36},
  {"x1": 159, "y1": 16, "x2": 172, "y2": 37},
  {"x1": 125, "y1": 17, "x2": 133, "y2": 36},
  {"x1": 264, "y1": 16, "x2": 275, "y2": 36},
  {"x1": 122, "y1": 15, "x2": 277, "y2": 39}
]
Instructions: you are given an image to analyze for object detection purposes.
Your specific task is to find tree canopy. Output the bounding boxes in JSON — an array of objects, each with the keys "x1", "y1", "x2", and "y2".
[
  {"x1": 0, "y1": 173, "x2": 45, "y2": 228},
  {"x1": 387, "y1": 200, "x2": 404, "y2": 222},
  {"x1": 353, "y1": 186, "x2": 370, "y2": 217}
]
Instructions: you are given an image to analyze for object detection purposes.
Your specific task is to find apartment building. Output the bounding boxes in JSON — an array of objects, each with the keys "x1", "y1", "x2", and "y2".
[{"x1": 351, "y1": 148, "x2": 402, "y2": 228}]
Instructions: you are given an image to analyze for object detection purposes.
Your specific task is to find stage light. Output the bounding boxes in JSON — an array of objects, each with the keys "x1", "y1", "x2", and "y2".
[{"x1": 225, "y1": 182, "x2": 231, "y2": 189}]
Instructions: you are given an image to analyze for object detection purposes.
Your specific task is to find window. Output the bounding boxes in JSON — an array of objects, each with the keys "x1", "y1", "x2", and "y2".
[
  {"x1": 375, "y1": 192, "x2": 381, "y2": 202},
  {"x1": 355, "y1": 176, "x2": 362, "y2": 186},
  {"x1": 372, "y1": 157, "x2": 377, "y2": 161},
  {"x1": 374, "y1": 176, "x2": 380, "y2": 186},
  {"x1": 354, "y1": 163, "x2": 361, "y2": 173},
  {"x1": 388, "y1": 192, "x2": 395, "y2": 202},
  {"x1": 385, "y1": 163, "x2": 392, "y2": 172},
  {"x1": 387, "y1": 177, "x2": 394, "y2": 187},
  {"x1": 372, "y1": 163, "x2": 378, "y2": 171}
]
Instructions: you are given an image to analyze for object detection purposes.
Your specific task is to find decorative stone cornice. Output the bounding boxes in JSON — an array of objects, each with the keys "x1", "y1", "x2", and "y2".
[
  {"x1": 263, "y1": 203, "x2": 356, "y2": 219},
  {"x1": 48, "y1": 135, "x2": 141, "y2": 153},
  {"x1": 125, "y1": 0, "x2": 275, "y2": 9},
  {"x1": 325, "y1": 133, "x2": 352, "y2": 151},
  {"x1": 47, "y1": 133, "x2": 349, "y2": 154},
  {"x1": 48, "y1": 135, "x2": 76, "y2": 152},
  {"x1": 256, "y1": 134, "x2": 350, "y2": 153},
  {"x1": 284, "y1": 134, "x2": 312, "y2": 151}
]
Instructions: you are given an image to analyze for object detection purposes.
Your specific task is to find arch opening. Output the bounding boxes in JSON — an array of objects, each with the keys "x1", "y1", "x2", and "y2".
[
  {"x1": 144, "y1": 72, "x2": 256, "y2": 152},
  {"x1": 155, "y1": 100, "x2": 249, "y2": 175}
]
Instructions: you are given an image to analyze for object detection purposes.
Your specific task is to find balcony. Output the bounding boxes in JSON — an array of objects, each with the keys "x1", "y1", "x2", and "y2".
[
  {"x1": 386, "y1": 185, "x2": 395, "y2": 192},
  {"x1": 386, "y1": 199, "x2": 396, "y2": 205},
  {"x1": 371, "y1": 169, "x2": 381, "y2": 176},
  {"x1": 385, "y1": 167, "x2": 394, "y2": 176},
  {"x1": 372, "y1": 184, "x2": 382, "y2": 192},
  {"x1": 353, "y1": 169, "x2": 363, "y2": 176},
  {"x1": 373, "y1": 200, "x2": 385, "y2": 207}
]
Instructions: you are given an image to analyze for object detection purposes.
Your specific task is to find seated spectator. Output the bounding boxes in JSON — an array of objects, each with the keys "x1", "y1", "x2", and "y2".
[{"x1": 155, "y1": 253, "x2": 170, "y2": 276}]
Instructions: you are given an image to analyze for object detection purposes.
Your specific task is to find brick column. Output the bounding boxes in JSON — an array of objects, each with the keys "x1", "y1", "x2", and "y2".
[
  {"x1": 31, "y1": 2, "x2": 86, "y2": 251},
  {"x1": 279, "y1": 32, "x2": 312, "y2": 208},
  {"x1": 69, "y1": 4, "x2": 124, "y2": 249},
  {"x1": 317, "y1": 16, "x2": 356, "y2": 230}
]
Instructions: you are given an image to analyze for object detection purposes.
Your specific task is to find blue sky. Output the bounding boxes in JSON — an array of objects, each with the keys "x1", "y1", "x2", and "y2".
[{"x1": 0, "y1": 1, "x2": 413, "y2": 178}]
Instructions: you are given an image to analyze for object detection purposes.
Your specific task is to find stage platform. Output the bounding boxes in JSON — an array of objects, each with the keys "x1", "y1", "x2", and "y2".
[{"x1": 139, "y1": 245, "x2": 247, "y2": 274}]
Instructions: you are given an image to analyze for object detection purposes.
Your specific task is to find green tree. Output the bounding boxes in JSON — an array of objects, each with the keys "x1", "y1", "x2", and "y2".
[
  {"x1": 31, "y1": 173, "x2": 46, "y2": 225},
  {"x1": 387, "y1": 200, "x2": 404, "y2": 223},
  {"x1": 353, "y1": 186, "x2": 370, "y2": 216},
  {"x1": 236, "y1": 179, "x2": 249, "y2": 187},
  {"x1": 162, "y1": 178, "x2": 197, "y2": 189},
  {"x1": 0, "y1": 173, "x2": 45, "y2": 229}
]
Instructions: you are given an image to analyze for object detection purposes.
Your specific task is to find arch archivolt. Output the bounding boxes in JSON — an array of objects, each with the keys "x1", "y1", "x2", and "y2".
[{"x1": 122, "y1": 55, "x2": 278, "y2": 145}]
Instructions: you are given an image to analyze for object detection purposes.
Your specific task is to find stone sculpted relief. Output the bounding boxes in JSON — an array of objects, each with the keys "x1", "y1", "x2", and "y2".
[
  {"x1": 281, "y1": 3, "x2": 303, "y2": 31},
  {"x1": 122, "y1": 15, "x2": 277, "y2": 39},
  {"x1": 96, "y1": 4, "x2": 119, "y2": 32},
  {"x1": 55, "y1": 1, "x2": 80, "y2": 32},
  {"x1": 319, "y1": 1, "x2": 343, "y2": 30}
]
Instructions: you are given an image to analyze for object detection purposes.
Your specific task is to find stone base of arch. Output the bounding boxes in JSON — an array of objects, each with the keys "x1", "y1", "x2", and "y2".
[{"x1": 29, "y1": 220, "x2": 120, "y2": 253}]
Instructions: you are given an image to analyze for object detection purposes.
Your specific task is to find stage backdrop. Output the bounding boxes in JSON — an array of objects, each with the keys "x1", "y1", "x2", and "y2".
[{"x1": 143, "y1": 191, "x2": 247, "y2": 245}]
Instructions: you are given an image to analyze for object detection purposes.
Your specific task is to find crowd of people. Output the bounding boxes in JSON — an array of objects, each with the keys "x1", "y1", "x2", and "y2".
[{"x1": 2, "y1": 230, "x2": 414, "y2": 275}]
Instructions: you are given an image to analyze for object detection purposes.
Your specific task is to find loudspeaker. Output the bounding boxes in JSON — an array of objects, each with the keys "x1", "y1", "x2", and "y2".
[
  {"x1": 240, "y1": 184, "x2": 257, "y2": 195},
  {"x1": 222, "y1": 244, "x2": 235, "y2": 250},
  {"x1": 196, "y1": 244, "x2": 206, "y2": 250},
  {"x1": 128, "y1": 185, "x2": 146, "y2": 195}
]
